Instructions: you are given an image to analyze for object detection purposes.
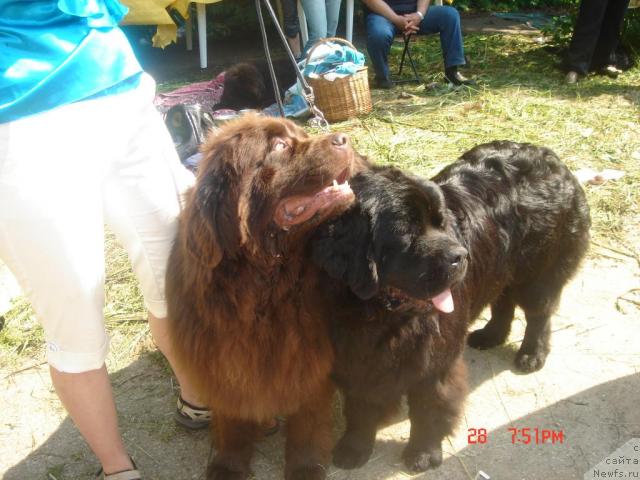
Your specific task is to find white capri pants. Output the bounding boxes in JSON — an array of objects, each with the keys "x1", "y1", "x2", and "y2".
[{"x1": 0, "y1": 74, "x2": 194, "y2": 373}]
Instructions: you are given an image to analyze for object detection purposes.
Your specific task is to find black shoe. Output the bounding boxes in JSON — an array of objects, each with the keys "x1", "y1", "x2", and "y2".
[
  {"x1": 444, "y1": 67, "x2": 476, "y2": 86},
  {"x1": 373, "y1": 76, "x2": 394, "y2": 89},
  {"x1": 598, "y1": 64, "x2": 622, "y2": 78}
]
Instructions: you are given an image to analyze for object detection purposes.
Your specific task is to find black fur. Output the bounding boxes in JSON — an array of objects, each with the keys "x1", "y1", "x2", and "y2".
[
  {"x1": 311, "y1": 141, "x2": 591, "y2": 472},
  {"x1": 217, "y1": 60, "x2": 298, "y2": 111}
]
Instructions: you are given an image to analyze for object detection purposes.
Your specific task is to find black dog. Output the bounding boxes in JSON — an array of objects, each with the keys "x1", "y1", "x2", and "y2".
[
  {"x1": 216, "y1": 60, "x2": 298, "y2": 111},
  {"x1": 311, "y1": 141, "x2": 591, "y2": 472}
]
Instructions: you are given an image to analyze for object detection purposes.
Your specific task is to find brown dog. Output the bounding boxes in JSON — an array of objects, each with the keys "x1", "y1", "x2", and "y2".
[{"x1": 166, "y1": 115, "x2": 366, "y2": 480}]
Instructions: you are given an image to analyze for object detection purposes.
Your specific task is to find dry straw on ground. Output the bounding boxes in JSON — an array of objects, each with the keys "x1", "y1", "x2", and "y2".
[{"x1": 1, "y1": 32, "x2": 638, "y2": 380}]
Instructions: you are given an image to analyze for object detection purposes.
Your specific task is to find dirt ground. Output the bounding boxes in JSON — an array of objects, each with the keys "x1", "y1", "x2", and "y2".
[
  {"x1": 2, "y1": 14, "x2": 639, "y2": 480},
  {"x1": 2, "y1": 249, "x2": 639, "y2": 480}
]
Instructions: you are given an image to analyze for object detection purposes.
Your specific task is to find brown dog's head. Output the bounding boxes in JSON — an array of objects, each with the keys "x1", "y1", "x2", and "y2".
[{"x1": 182, "y1": 115, "x2": 362, "y2": 268}]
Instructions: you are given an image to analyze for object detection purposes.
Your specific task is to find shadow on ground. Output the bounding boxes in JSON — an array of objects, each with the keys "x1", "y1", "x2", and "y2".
[{"x1": 4, "y1": 347, "x2": 639, "y2": 480}]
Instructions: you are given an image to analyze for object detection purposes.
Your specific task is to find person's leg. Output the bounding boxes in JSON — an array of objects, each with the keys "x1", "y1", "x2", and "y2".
[
  {"x1": 51, "y1": 366, "x2": 134, "y2": 474},
  {"x1": 102, "y1": 74, "x2": 200, "y2": 407},
  {"x1": 566, "y1": 0, "x2": 609, "y2": 75},
  {"x1": 287, "y1": 33, "x2": 302, "y2": 59},
  {"x1": 418, "y1": 6, "x2": 465, "y2": 69},
  {"x1": 325, "y1": 0, "x2": 343, "y2": 37},
  {"x1": 366, "y1": 12, "x2": 397, "y2": 84},
  {"x1": 282, "y1": 0, "x2": 302, "y2": 58},
  {"x1": 0, "y1": 100, "x2": 134, "y2": 474},
  {"x1": 148, "y1": 313, "x2": 203, "y2": 405},
  {"x1": 590, "y1": 0, "x2": 630, "y2": 71},
  {"x1": 418, "y1": 6, "x2": 471, "y2": 85},
  {"x1": 301, "y1": 0, "x2": 328, "y2": 52}
]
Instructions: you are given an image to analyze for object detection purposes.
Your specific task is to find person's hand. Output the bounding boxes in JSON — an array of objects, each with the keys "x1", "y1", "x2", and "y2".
[
  {"x1": 391, "y1": 14, "x2": 412, "y2": 32},
  {"x1": 404, "y1": 12, "x2": 423, "y2": 27},
  {"x1": 402, "y1": 13, "x2": 422, "y2": 35}
]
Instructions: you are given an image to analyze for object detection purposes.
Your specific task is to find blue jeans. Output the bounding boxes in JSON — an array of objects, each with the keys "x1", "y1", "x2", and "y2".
[
  {"x1": 366, "y1": 6, "x2": 465, "y2": 80},
  {"x1": 301, "y1": 0, "x2": 343, "y2": 53}
]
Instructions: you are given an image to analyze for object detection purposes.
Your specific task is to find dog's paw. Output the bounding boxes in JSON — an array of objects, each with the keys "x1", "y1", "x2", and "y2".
[
  {"x1": 332, "y1": 437, "x2": 373, "y2": 469},
  {"x1": 515, "y1": 351, "x2": 547, "y2": 373},
  {"x1": 402, "y1": 445, "x2": 443, "y2": 472},
  {"x1": 467, "y1": 327, "x2": 505, "y2": 350},
  {"x1": 286, "y1": 464, "x2": 327, "y2": 480},
  {"x1": 206, "y1": 464, "x2": 250, "y2": 480}
]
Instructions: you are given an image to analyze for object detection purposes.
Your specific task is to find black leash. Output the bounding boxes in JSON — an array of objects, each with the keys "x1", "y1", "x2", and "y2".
[{"x1": 254, "y1": 0, "x2": 328, "y2": 129}]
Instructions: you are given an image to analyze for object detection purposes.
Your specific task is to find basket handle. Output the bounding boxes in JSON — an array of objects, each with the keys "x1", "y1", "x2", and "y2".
[{"x1": 305, "y1": 36, "x2": 358, "y2": 65}]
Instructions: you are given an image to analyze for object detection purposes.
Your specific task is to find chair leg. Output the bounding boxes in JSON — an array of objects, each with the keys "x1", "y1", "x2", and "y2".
[
  {"x1": 395, "y1": 35, "x2": 420, "y2": 84},
  {"x1": 398, "y1": 35, "x2": 411, "y2": 76},
  {"x1": 405, "y1": 40, "x2": 420, "y2": 82}
]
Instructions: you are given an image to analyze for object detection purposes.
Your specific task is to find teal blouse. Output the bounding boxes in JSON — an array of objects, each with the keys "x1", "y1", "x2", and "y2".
[{"x1": 0, "y1": 0, "x2": 143, "y2": 123}]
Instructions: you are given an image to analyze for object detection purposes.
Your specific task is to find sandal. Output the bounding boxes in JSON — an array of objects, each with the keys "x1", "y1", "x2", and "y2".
[
  {"x1": 174, "y1": 395, "x2": 212, "y2": 430},
  {"x1": 95, "y1": 458, "x2": 141, "y2": 480},
  {"x1": 174, "y1": 395, "x2": 281, "y2": 435}
]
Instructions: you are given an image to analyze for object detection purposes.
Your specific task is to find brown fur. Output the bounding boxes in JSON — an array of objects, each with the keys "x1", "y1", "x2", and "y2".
[{"x1": 166, "y1": 115, "x2": 367, "y2": 480}]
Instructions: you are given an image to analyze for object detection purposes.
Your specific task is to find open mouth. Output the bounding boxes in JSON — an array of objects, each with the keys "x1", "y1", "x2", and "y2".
[
  {"x1": 335, "y1": 167, "x2": 350, "y2": 185},
  {"x1": 274, "y1": 171, "x2": 354, "y2": 228},
  {"x1": 430, "y1": 288, "x2": 454, "y2": 313},
  {"x1": 384, "y1": 286, "x2": 455, "y2": 314}
]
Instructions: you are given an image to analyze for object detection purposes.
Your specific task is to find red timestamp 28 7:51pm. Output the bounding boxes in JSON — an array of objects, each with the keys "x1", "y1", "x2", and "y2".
[{"x1": 467, "y1": 427, "x2": 565, "y2": 445}]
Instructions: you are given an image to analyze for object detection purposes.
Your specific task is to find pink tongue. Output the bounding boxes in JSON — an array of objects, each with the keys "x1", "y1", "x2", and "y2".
[{"x1": 431, "y1": 289, "x2": 454, "y2": 313}]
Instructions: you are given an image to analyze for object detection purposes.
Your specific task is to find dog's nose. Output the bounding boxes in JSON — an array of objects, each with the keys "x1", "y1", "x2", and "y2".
[
  {"x1": 331, "y1": 133, "x2": 348, "y2": 147},
  {"x1": 449, "y1": 246, "x2": 468, "y2": 267}
]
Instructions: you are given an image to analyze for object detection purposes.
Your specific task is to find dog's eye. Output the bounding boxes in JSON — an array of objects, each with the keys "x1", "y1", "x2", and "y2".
[{"x1": 272, "y1": 138, "x2": 290, "y2": 152}]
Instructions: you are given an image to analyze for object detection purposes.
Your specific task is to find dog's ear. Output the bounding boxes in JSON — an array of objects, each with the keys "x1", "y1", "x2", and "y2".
[
  {"x1": 312, "y1": 208, "x2": 380, "y2": 299},
  {"x1": 407, "y1": 175, "x2": 447, "y2": 225},
  {"x1": 181, "y1": 142, "x2": 242, "y2": 268}
]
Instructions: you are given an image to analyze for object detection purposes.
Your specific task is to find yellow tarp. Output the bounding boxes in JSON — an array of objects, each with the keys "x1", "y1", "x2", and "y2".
[{"x1": 119, "y1": 0, "x2": 222, "y2": 49}]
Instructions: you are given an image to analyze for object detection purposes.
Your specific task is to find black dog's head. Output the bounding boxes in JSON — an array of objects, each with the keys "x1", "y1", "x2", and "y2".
[{"x1": 311, "y1": 167, "x2": 468, "y2": 312}]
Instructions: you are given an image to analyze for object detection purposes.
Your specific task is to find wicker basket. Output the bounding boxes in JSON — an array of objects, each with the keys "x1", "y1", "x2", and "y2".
[{"x1": 305, "y1": 37, "x2": 372, "y2": 123}]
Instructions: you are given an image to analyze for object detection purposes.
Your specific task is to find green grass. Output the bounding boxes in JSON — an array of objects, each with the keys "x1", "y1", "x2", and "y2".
[
  {"x1": 1, "y1": 32, "x2": 638, "y2": 370},
  {"x1": 342, "y1": 33, "x2": 640, "y2": 239}
]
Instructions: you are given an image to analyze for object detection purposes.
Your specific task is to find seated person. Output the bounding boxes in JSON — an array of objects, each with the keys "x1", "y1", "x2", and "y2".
[{"x1": 363, "y1": 0, "x2": 473, "y2": 88}]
